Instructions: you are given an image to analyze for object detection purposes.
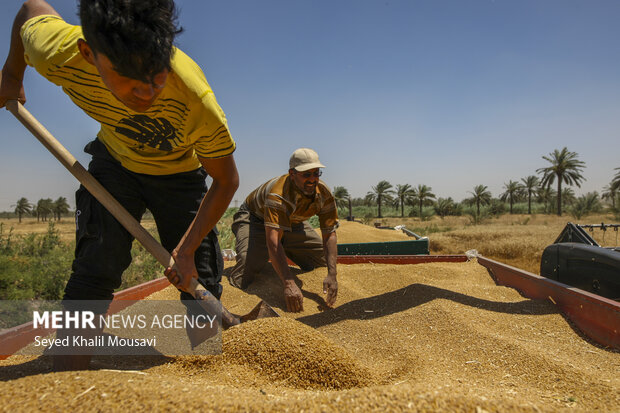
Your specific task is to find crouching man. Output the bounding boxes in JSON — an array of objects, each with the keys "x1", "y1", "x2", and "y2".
[{"x1": 227, "y1": 148, "x2": 338, "y2": 312}]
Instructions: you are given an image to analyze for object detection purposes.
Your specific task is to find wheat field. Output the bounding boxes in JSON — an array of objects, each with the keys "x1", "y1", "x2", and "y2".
[{"x1": 371, "y1": 213, "x2": 618, "y2": 273}]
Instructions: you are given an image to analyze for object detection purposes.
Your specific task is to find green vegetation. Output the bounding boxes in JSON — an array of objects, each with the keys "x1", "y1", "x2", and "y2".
[
  {"x1": 569, "y1": 192, "x2": 603, "y2": 220},
  {"x1": 116, "y1": 226, "x2": 162, "y2": 291},
  {"x1": 500, "y1": 180, "x2": 523, "y2": 214},
  {"x1": 0, "y1": 221, "x2": 167, "y2": 301},
  {"x1": 0, "y1": 222, "x2": 72, "y2": 300},
  {"x1": 218, "y1": 207, "x2": 238, "y2": 250}
]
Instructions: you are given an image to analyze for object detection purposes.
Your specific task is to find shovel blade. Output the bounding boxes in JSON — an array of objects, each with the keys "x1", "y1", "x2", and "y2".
[{"x1": 240, "y1": 300, "x2": 279, "y2": 323}]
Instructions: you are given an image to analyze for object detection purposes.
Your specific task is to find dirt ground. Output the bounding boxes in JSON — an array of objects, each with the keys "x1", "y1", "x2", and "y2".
[{"x1": 1, "y1": 222, "x2": 618, "y2": 412}]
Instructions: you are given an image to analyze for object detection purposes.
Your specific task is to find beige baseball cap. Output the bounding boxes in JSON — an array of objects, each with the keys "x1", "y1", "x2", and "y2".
[{"x1": 289, "y1": 148, "x2": 326, "y2": 171}]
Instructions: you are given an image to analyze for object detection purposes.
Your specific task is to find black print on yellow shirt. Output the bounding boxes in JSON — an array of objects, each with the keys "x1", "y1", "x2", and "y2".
[{"x1": 115, "y1": 115, "x2": 177, "y2": 151}]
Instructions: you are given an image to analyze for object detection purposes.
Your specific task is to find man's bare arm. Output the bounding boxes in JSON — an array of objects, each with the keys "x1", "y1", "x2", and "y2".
[
  {"x1": 164, "y1": 154, "x2": 239, "y2": 291},
  {"x1": 0, "y1": 0, "x2": 60, "y2": 107},
  {"x1": 322, "y1": 230, "x2": 338, "y2": 307},
  {"x1": 265, "y1": 226, "x2": 304, "y2": 312}
]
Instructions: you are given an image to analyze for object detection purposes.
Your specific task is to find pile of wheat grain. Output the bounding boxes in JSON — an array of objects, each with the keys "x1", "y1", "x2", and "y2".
[
  {"x1": 0, "y1": 221, "x2": 618, "y2": 412},
  {"x1": 174, "y1": 317, "x2": 372, "y2": 390}
]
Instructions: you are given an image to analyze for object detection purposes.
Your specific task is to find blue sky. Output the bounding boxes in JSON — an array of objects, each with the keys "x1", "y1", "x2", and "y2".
[{"x1": 1, "y1": 0, "x2": 619, "y2": 211}]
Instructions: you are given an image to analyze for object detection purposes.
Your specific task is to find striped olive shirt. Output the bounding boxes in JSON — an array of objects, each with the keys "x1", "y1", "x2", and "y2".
[{"x1": 245, "y1": 175, "x2": 339, "y2": 233}]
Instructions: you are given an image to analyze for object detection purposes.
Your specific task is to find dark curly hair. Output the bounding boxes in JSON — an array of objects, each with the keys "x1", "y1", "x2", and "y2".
[{"x1": 79, "y1": 0, "x2": 183, "y2": 84}]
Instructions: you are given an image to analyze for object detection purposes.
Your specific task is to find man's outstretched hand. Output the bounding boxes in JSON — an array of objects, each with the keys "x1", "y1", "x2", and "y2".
[
  {"x1": 283, "y1": 279, "x2": 304, "y2": 312},
  {"x1": 323, "y1": 274, "x2": 338, "y2": 308}
]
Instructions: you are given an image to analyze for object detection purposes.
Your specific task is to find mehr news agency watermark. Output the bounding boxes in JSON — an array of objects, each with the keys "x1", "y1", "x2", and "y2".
[{"x1": 0, "y1": 300, "x2": 222, "y2": 356}]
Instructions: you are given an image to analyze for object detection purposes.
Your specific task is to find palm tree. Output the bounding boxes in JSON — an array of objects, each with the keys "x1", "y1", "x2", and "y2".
[
  {"x1": 434, "y1": 197, "x2": 458, "y2": 218},
  {"x1": 561, "y1": 187, "x2": 576, "y2": 209},
  {"x1": 468, "y1": 185, "x2": 492, "y2": 217},
  {"x1": 536, "y1": 147, "x2": 586, "y2": 216},
  {"x1": 569, "y1": 192, "x2": 602, "y2": 220},
  {"x1": 521, "y1": 175, "x2": 539, "y2": 214},
  {"x1": 604, "y1": 167, "x2": 620, "y2": 210},
  {"x1": 53, "y1": 197, "x2": 70, "y2": 221},
  {"x1": 612, "y1": 167, "x2": 620, "y2": 190},
  {"x1": 12, "y1": 197, "x2": 32, "y2": 223},
  {"x1": 36, "y1": 198, "x2": 54, "y2": 222},
  {"x1": 500, "y1": 180, "x2": 523, "y2": 214},
  {"x1": 333, "y1": 186, "x2": 352, "y2": 220},
  {"x1": 602, "y1": 184, "x2": 618, "y2": 209},
  {"x1": 411, "y1": 184, "x2": 436, "y2": 218},
  {"x1": 366, "y1": 180, "x2": 394, "y2": 218},
  {"x1": 394, "y1": 184, "x2": 414, "y2": 217},
  {"x1": 537, "y1": 186, "x2": 555, "y2": 214}
]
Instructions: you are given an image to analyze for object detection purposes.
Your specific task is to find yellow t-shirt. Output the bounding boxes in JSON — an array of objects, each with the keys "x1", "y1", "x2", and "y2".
[{"x1": 21, "y1": 15, "x2": 235, "y2": 175}]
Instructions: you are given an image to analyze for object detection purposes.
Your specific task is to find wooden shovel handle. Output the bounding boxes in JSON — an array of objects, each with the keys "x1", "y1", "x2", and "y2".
[{"x1": 6, "y1": 100, "x2": 201, "y2": 296}]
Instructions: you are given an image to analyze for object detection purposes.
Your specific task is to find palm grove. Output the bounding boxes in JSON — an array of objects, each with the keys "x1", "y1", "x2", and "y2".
[
  {"x1": 333, "y1": 148, "x2": 620, "y2": 222},
  {"x1": 6, "y1": 147, "x2": 620, "y2": 223},
  {"x1": 11, "y1": 197, "x2": 70, "y2": 223}
]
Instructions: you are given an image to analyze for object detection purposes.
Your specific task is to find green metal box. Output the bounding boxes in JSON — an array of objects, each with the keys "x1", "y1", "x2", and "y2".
[{"x1": 337, "y1": 239, "x2": 429, "y2": 256}]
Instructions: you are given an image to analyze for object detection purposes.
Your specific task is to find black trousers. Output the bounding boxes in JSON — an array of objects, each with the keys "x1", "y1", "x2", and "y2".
[{"x1": 63, "y1": 139, "x2": 223, "y2": 302}]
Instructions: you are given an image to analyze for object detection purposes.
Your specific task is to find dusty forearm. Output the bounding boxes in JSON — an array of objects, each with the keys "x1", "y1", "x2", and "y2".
[
  {"x1": 267, "y1": 236, "x2": 294, "y2": 284},
  {"x1": 266, "y1": 227, "x2": 303, "y2": 312},
  {"x1": 176, "y1": 177, "x2": 237, "y2": 258},
  {"x1": 175, "y1": 155, "x2": 239, "y2": 259},
  {"x1": 323, "y1": 231, "x2": 338, "y2": 277},
  {"x1": 265, "y1": 227, "x2": 295, "y2": 284}
]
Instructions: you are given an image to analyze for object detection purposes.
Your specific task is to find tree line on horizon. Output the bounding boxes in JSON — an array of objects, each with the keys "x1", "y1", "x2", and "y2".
[
  {"x1": 6, "y1": 147, "x2": 620, "y2": 224},
  {"x1": 333, "y1": 148, "x2": 620, "y2": 221},
  {"x1": 10, "y1": 197, "x2": 70, "y2": 223}
]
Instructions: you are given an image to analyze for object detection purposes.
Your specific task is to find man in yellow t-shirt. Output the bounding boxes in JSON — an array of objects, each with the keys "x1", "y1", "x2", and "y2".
[
  {"x1": 228, "y1": 148, "x2": 339, "y2": 313},
  {"x1": 0, "y1": 0, "x2": 239, "y2": 369}
]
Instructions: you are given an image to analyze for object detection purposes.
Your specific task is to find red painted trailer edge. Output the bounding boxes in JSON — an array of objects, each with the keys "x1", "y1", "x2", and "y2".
[
  {"x1": 477, "y1": 255, "x2": 620, "y2": 350},
  {"x1": 337, "y1": 255, "x2": 468, "y2": 264}
]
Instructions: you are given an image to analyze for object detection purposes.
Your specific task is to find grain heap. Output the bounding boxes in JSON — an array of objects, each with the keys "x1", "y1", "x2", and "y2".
[
  {"x1": 333, "y1": 221, "x2": 410, "y2": 243},
  {"x1": 222, "y1": 317, "x2": 372, "y2": 389},
  {"x1": 174, "y1": 317, "x2": 372, "y2": 390},
  {"x1": 1, "y1": 221, "x2": 619, "y2": 412}
]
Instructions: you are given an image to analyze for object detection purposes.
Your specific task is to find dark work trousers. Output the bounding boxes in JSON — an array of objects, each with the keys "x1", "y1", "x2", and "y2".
[
  {"x1": 64, "y1": 139, "x2": 223, "y2": 304},
  {"x1": 227, "y1": 203, "x2": 326, "y2": 289}
]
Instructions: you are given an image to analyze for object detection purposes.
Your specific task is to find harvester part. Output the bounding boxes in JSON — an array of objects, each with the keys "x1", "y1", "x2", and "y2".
[
  {"x1": 554, "y1": 222, "x2": 599, "y2": 246},
  {"x1": 541, "y1": 243, "x2": 620, "y2": 300}
]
